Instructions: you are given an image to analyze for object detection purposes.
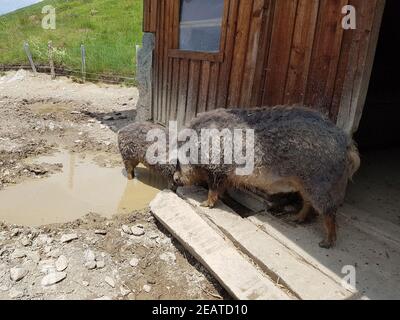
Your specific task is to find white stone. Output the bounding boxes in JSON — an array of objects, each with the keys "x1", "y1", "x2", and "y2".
[
  {"x1": 104, "y1": 276, "x2": 115, "y2": 288},
  {"x1": 55, "y1": 255, "x2": 68, "y2": 272},
  {"x1": 41, "y1": 272, "x2": 67, "y2": 287},
  {"x1": 94, "y1": 230, "x2": 107, "y2": 235},
  {"x1": 131, "y1": 226, "x2": 145, "y2": 237},
  {"x1": 129, "y1": 257, "x2": 139, "y2": 267},
  {"x1": 120, "y1": 286, "x2": 131, "y2": 296},
  {"x1": 159, "y1": 252, "x2": 177, "y2": 264},
  {"x1": 122, "y1": 225, "x2": 132, "y2": 235},
  {"x1": 10, "y1": 267, "x2": 27, "y2": 281},
  {"x1": 143, "y1": 285, "x2": 151, "y2": 293},
  {"x1": 9, "y1": 288, "x2": 24, "y2": 299},
  {"x1": 11, "y1": 249, "x2": 26, "y2": 259},
  {"x1": 60, "y1": 233, "x2": 78, "y2": 243},
  {"x1": 85, "y1": 261, "x2": 97, "y2": 270},
  {"x1": 96, "y1": 260, "x2": 105, "y2": 269},
  {"x1": 84, "y1": 249, "x2": 96, "y2": 262}
]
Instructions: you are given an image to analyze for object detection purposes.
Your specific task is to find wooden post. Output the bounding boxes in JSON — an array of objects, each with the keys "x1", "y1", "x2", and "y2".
[
  {"x1": 80, "y1": 44, "x2": 86, "y2": 82},
  {"x1": 48, "y1": 41, "x2": 56, "y2": 80},
  {"x1": 23, "y1": 42, "x2": 37, "y2": 75}
]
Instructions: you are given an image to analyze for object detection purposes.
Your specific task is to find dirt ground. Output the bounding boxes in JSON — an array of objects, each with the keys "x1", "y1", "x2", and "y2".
[{"x1": 0, "y1": 70, "x2": 226, "y2": 300}]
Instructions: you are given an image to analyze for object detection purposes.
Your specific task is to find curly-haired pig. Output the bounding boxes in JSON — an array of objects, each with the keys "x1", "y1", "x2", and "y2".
[
  {"x1": 173, "y1": 106, "x2": 360, "y2": 249},
  {"x1": 118, "y1": 122, "x2": 178, "y2": 190}
]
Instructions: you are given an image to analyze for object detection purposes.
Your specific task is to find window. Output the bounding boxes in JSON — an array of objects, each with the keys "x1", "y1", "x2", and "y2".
[{"x1": 179, "y1": 0, "x2": 225, "y2": 52}]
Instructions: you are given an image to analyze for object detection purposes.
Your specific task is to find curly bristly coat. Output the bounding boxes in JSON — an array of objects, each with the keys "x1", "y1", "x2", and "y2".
[
  {"x1": 118, "y1": 122, "x2": 177, "y2": 190},
  {"x1": 174, "y1": 106, "x2": 360, "y2": 249}
]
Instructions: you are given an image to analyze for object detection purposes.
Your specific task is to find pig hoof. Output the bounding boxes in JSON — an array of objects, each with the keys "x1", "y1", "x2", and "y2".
[
  {"x1": 200, "y1": 201, "x2": 215, "y2": 208},
  {"x1": 319, "y1": 239, "x2": 334, "y2": 249},
  {"x1": 127, "y1": 173, "x2": 135, "y2": 180},
  {"x1": 200, "y1": 201, "x2": 210, "y2": 208}
]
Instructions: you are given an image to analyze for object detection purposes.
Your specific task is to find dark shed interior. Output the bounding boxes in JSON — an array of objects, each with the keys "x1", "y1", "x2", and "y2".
[{"x1": 355, "y1": 0, "x2": 400, "y2": 149}]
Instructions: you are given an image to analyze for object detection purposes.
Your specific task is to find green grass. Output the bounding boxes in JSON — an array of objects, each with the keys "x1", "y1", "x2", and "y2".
[{"x1": 0, "y1": 0, "x2": 143, "y2": 82}]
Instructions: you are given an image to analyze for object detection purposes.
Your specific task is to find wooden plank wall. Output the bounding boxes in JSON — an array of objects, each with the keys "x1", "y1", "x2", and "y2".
[{"x1": 145, "y1": 0, "x2": 384, "y2": 131}]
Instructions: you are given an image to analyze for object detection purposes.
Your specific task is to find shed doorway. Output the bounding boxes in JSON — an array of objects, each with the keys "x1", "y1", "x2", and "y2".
[{"x1": 346, "y1": 0, "x2": 400, "y2": 227}]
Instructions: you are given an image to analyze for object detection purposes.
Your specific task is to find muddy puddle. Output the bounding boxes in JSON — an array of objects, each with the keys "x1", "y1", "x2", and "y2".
[{"x1": 0, "y1": 150, "x2": 167, "y2": 226}]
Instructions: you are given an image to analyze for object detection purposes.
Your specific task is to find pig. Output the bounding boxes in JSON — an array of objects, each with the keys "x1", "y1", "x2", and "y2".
[
  {"x1": 118, "y1": 122, "x2": 177, "y2": 190},
  {"x1": 173, "y1": 106, "x2": 360, "y2": 248}
]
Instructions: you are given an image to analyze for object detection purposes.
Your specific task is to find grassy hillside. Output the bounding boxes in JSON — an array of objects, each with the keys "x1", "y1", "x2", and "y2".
[{"x1": 0, "y1": 0, "x2": 143, "y2": 81}]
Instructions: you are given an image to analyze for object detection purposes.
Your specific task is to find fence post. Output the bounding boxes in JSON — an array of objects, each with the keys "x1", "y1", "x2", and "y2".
[
  {"x1": 48, "y1": 41, "x2": 56, "y2": 79},
  {"x1": 81, "y1": 44, "x2": 86, "y2": 82},
  {"x1": 23, "y1": 42, "x2": 37, "y2": 75}
]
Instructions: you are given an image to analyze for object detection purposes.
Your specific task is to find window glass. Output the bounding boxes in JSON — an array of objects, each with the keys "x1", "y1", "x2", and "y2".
[{"x1": 179, "y1": 0, "x2": 224, "y2": 52}]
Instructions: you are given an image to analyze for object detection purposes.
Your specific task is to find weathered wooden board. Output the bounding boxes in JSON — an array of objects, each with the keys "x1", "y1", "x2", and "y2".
[
  {"x1": 150, "y1": 190, "x2": 292, "y2": 300},
  {"x1": 178, "y1": 186, "x2": 354, "y2": 300}
]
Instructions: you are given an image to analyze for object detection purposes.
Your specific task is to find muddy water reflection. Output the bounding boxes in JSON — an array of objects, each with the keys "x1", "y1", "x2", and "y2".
[{"x1": 0, "y1": 151, "x2": 167, "y2": 226}]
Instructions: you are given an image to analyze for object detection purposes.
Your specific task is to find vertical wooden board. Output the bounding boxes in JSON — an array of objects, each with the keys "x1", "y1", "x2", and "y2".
[
  {"x1": 251, "y1": 0, "x2": 276, "y2": 107},
  {"x1": 227, "y1": 0, "x2": 254, "y2": 108},
  {"x1": 143, "y1": 0, "x2": 149, "y2": 32},
  {"x1": 262, "y1": 0, "x2": 299, "y2": 106},
  {"x1": 149, "y1": 0, "x2": 158, "y2": 33},
  {"x1": 304, "y1": 0, "x2": 348, "y2": 114},
  {"x1": 217, "y1": 0, "x2": 239, "y2": 109},
  {"x1": 161, "y1": 0, "x2": 171, "y2": 123},
  {"x1": 351, "y1": 0, "x2": 385, "y2": 132},
  {"x1": 197, "y1": 61, "x2": 211, "y2": 114},
  {"x1": 206, "y1": 63, "x2": 221, "y2": 112},
  {"x1": 169, "y1": 58, "x2": 180, "y2": 121},
  {"x1": 240, "y1": 0, "x2": 267, "y2": 107},
  {"x1": 185, "y1": 61, "x2": 201, "y2": 125},
  {"x1": 284, "y1": 0, "x2": 319, "y2": 105},
  {"x1": 152, "y1": 0, "x2": 161, "y2": 122},
  {"x1": 177, "y1": 59, "x2": 189, "y2": 129},
  {"x1": 334, "y1": 0, "x2": 384, "y2": 132},
  {"x1": 159, "y1": 0, "x2": 166, "y2": 123}
]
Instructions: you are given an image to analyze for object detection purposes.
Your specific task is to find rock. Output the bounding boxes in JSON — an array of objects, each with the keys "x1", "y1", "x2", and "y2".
[
  {"x1": 41, "y1": 272, "x2": 67, "y2": 287},
  {"x1": 94, "y1": 230, "x2": 107, "y2": 235},
  {"x1": 49, "y1": 249, "x2": 61, "y2": 258},
  {"x1": 11, "y1": 228, "x2": 21, "y2": 237},
  {"x1": 55, "y1": 255, "x2": 68, "y2": 272},
  {"x1": 20, "y1": 237, "x2": 31, "y2": 247},
  {"x1": 120, "y1": 286, "x2": 131, "y2": 297},
  {"x1": 143, "y1": 284, "x2": 151, "y2": 293},
  {"x1": 0, "y1": 284, "x2": 9, "y2": 292},
  {"x1": 122, "y1": 225, "x2": 132, "y2": 235},
  {"x1": 85, "y1": 261, "x2": 97, "y2": 270},
  {"x1": 129, "y1": 257, "x2": 139, "y2": 267},
  {"x1": 11, "y1": 248, "x2": 26, "y2": 259},
  {"x1": 10, "y1": 267, "x2": 27, "y2": 282},
  {"x1": 159, "y1": 252, "x2": 177, "y2": 264},
  {"x1": 84, "y1": 249, "x2": 96, "y2": 262},
  {"x1": 131, "y1": 226, "x2": 145, "y2": 237},
  {"x1": 127, "y1": 293, "x2": 136, "y2": 300},
  {"x1": 103, "y1": 116, "x2": 114, "y2": 121},
  {"x1": 96, "y1": 260, "x2": 105, "y2": 269},
  {"x1": 9, "y1": 288, "x2": 24, "y2": 299},
  {"x1": 60, "y1": 233, "x2": 78, "y2": 243},
  {"x1": 82, "y1": 281, "x2": 89, "y2": 287},
  {"x1": 148, "y1": 232, "x2": 159, "y2": 240},
  {"x1": 104, "y1": 276, "x2": 115, "y2": 288}
]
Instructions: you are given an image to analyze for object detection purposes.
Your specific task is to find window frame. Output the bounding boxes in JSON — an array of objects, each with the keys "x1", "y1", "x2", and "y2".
[{"x1": 168, "y1": 0, "x2": 229, "y2": 62}]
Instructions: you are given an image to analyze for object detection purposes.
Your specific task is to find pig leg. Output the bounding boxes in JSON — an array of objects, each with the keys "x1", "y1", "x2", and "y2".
[
  {"x1": 319, "y1": 213, "x2": 337, "y2": 249},
  {"x1": 290, "y1": 200, "x2": 312, "y2": 223},
  {"x1": 124, "y1": 160, "x2": 139, "y2": 180},
  {"x1": 201, "y1": 181, "x2": 226, "y2": 209}
]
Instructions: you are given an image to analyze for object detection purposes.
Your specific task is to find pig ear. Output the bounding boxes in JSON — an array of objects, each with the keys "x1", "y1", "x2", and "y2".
[{"x1": 176, "y1": 160, "x2": 181, "y2": 171}]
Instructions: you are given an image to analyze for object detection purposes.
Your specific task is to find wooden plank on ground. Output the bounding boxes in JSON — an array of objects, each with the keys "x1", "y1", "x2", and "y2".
[
  {"x1": 150, "y1": 190, "x2": 292, "y2": 300},
  {"x1": 178, "y1": 186, "x2": 354, "y2": 300}
]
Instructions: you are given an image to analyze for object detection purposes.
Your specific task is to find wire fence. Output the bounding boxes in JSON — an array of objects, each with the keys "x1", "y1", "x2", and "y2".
[{"x1": 1, "y1": 40, "x2": 139, "y2": 85}]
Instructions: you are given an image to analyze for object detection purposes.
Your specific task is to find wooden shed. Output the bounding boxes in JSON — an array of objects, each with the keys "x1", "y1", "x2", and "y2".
[{"x1": 142, "y1": 0, "x2": 386, "y2": 134}]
